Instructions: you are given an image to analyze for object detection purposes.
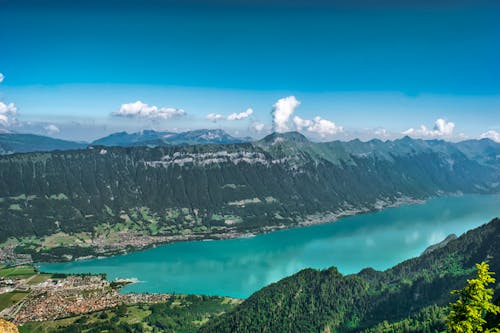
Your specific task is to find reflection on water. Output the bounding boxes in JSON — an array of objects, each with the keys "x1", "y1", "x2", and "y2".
[{"x1": 40, "y1": 194, "x2": 500, "y2": 298}]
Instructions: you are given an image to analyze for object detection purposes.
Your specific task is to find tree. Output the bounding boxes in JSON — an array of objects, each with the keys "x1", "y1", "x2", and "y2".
[{"x1": 447, "y1": 262, "x2": 500, "y2": 333}]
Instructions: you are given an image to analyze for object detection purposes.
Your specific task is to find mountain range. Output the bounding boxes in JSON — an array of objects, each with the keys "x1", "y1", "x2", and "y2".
[
  {"x1": 0, "y1": 133, "x2": 87, "y2": 155},
  {"x1": 0, "y1": 132, "x2": 499, "y2": 261},
  {"x1": 0, "y1": 129, "x2": 249, "y2": 154}
]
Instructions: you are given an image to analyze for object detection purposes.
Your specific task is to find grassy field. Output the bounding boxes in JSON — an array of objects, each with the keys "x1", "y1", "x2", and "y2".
[
  {"x1": 0, "y1": 291, "x2": 29, "y2": 311},
  {"x1": 27, "y1": 273, "x2": 53, "y2": 285},
  {"x1": 0, "y1": 266, "x2": 37, "y2": 279}
]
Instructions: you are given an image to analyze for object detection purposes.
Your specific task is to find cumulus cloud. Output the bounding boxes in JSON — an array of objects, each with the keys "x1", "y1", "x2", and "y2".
[
  {"x1": 293, "y1": 115, "x2": 343, "y2": 138},
  {"x1": 44, "y1": 124, "x2": 60, "y2": 135},
  {"x1": 272, "y1": 96, "x2": 300, "y2": 132},
  {"x1": 227, "y1": 108, "x2": 253, "y2": 121},
  {"x1": 479, "y1": 130, "x2": 500, "y2": 142},
  {"x1": 206, "y1": 113, "x2": 225, "y2": 122},
  {"x1": 250, "y1": 121, "x2": 265, "y2": 132},
  {"x1": 0, "y1": 73, "x2": 4, "y2": 83},
  {"x1": 402, "y1": 118, "x2": 455, "y2": 138},
  {"x1": 292, "y1": 116, "x2": 313, "y2": 130},
  {"x1": 113, "y1": 101, "x2": 185, "y2": 120},
  {"x1": 0, "y1": 102, "x2": 17, "y2": 126}
]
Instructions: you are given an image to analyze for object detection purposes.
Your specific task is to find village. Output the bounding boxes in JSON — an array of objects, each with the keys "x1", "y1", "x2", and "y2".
[{"x1": 0, "y1": 266, "x2": 170, "y2": 325}]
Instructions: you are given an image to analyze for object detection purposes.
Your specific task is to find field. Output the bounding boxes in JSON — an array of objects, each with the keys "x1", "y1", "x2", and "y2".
[
  {"x1": 0, "y1": 266, "x2": 37, "y2": 279},
  {"x1": 0, "y1": 291, "x2": 29, "y2": 311},
  {"x1": 27, "y1": 274, "x2": 53, "y2": 285}
]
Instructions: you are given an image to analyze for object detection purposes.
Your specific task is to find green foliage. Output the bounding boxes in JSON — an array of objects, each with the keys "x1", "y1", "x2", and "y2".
[
  {"x1": 447, "y1": 262, "x2": 500, "y2": 333},
  {"x1": 361, "y1": 305, "x2": 448, "y2": 333}
]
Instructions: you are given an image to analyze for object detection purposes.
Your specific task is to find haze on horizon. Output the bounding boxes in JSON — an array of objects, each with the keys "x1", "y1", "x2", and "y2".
[{"x1": 0, "y1": 0, "x2": 499, "y2": 142}]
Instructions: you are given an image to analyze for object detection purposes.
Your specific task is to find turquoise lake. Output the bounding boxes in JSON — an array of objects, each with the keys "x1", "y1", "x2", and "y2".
[{"x1": 39, "y1": 194, "x2": 500, "y2": 298}]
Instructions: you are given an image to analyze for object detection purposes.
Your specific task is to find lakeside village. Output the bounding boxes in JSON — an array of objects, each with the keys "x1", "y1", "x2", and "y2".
[{"x1": 0, "y1": 265, "x2": 170, "y2": 326}]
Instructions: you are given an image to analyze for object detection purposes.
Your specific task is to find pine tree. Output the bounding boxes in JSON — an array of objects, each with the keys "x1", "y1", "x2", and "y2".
[{"x1": 447, "y1": 262, "x2": 500, "y2": 333}]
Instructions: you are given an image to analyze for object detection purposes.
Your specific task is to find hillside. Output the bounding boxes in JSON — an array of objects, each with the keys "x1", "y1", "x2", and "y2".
[
  {"x1": 0, "y1": 134, "x2": 86, "y2": 155},
  {"x1": 0, "y1": 133, "x2": 499, "y2": 262},
  {"x1": 201, "y1": 217, "x2": 500, "y2": 333}
]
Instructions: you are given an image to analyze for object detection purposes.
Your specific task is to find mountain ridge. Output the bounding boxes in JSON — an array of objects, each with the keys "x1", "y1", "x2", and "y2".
[
  {"x1": 0, "y1": 135, "x2": 498, "y2": 262},
  {"x1": 0, "y1": 129, "x2": 252, "y2": 155}
]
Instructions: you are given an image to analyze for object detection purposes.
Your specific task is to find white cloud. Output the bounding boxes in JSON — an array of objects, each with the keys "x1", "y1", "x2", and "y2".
[
  {"x1": 0, "y1": 102, "x2": 17, "y2": 126},
  {"x1": 373, "y1": 128, "x2": 389, "y2": 138},
  {"x1": 206, "y1": 113, "x2": 225, "y2": 122},
  {"x1": 227, "y1": 108, "x2": 253, "y2": 121},
  {"x1": 113, "y1": 101, "x2": 185, "y2": 120},
  {"x1": 44, "y1": 124, "x2": 60, "y2": 135},
  {"x1": 272, "y1": 96, "x2": 300, "y2": 132},
  {"x1": 307, "y1": 117, "x2": 343, "y2": 137},
  {"x1": 433, "y1": 118, "x2": 455, "y2": 136},
  {"x1": 250, "y1": 122, "x2": 265, "y2": 132},
  {"x1": 293, "y1": 115, "x2": 343, "y2": 138},
  {"x1": 292, "y1": 116, "x2": 313, "y2": 130},
  {"x1": 0, "y1": 73, "x2": 4, "y2": 83},
  {"x1": 402, "y1": 118, "x2": 455, "y2": 138},
  {"x1": 479, "y1": 130, "x2": 500, "y2": 142}
]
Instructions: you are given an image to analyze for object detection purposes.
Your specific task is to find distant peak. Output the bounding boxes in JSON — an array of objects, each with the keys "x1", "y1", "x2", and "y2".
[{"x1": 262, "y1": 131, "x2": 309, "y2": 143}]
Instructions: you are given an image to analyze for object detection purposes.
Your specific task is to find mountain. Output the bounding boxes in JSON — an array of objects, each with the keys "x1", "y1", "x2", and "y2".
[
  {"x1": 0, "y1": 133, "x2": 86, "y2": 155},
  {"x1": 0, "y1": 129, "x2": 249, "y2": 155},
  {"x1": 165, "y1": 129, "x2": 248, "y2": 145},
  {"x1": 0, "y1": 133, "x2": 498, "y2": 261},
  {"x1": 91, "y1": 129, "x2": 248, "y2": 147},
  {"x1": 455, "y1": 138, "x2": 500, "y2": 168},
  {"x1": 90, "y1": 130, "x2": 175, "y2": 147},
  {"x1": 201, "y1": 217, "x2": 500, "y2": 333}
]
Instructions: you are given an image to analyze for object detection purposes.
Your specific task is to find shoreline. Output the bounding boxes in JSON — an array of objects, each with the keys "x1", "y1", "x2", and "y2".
[
  {"x1": 35, "y1": 195, "x2": 433, "y2": 266},
  {"x1": 4, "y1": 191, "x2": 488, "y2": 267}
]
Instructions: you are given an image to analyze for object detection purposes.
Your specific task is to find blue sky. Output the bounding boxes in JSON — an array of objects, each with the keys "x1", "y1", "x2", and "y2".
[{"x1": 0, "y1": 0, "x2": 499, "y2": 141}]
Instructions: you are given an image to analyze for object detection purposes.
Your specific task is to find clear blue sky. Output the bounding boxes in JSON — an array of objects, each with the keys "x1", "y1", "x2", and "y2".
[{"x1": 0, "y1": 0, "x2": 499, "y2": 141}]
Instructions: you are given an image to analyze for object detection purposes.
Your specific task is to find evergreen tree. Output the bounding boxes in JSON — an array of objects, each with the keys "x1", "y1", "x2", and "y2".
[{"x1": 447, "y1": 262, "x2": 500, "y2": 333}]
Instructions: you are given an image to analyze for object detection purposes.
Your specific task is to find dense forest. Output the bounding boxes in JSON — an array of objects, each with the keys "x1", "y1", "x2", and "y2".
[
  {"x1": 0, "y1": 133, "x2": 499, "y2": 260},
  {"x1": 201, "y1": 217, "x2": 500, "y2": 332}
]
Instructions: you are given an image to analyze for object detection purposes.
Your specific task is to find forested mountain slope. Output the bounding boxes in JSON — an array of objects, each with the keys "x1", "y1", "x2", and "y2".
[
  {"x1": 201, "y1": 218, "x2": 500, "y2": 333},
  {"x1": 0, "y1": 133, "x2": 498, "y2": 261}
]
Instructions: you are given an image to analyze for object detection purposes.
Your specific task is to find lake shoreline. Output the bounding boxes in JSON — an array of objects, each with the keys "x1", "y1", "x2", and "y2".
[
  {"x1": 38, "y1": 193, "x2": 500, "y2": 298},
  {"x1": 4, "y1": 192, "x2": 482, "y2": 266},
  {"x1": 33, "y1": 194, "x2": 435, "y2": 266}
]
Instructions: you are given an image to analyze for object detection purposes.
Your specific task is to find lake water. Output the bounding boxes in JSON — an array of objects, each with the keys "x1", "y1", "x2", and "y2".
[{"x1": 39, "y1": 194, "x2": 500, "y2": 298}]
